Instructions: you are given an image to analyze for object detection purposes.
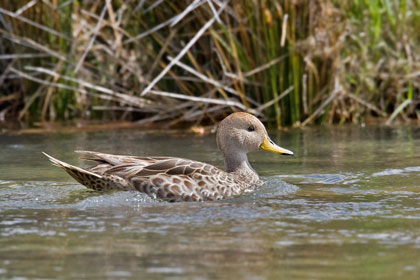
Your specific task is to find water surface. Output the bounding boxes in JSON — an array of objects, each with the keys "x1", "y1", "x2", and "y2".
[{"x1": 0, "y1": 126, "x2": 419, "y2": 279}]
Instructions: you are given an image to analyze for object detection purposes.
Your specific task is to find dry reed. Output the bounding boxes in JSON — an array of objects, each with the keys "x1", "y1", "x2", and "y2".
[{"x1": 0, "y1": 0, "x2": 419, "y2": 128}]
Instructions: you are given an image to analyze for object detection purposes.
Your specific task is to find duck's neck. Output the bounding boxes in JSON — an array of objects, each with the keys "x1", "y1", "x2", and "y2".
[{"x1": 223, "y1": 150, "x2": 259, "y2": 181}]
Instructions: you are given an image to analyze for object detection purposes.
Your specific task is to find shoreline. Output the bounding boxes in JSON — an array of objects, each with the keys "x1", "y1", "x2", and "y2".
[{"x1": 1, "y1": 116, "x2": 418, "y2": 135}]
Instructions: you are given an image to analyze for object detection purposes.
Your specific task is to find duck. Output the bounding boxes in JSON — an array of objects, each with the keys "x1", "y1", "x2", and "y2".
[{"x1": 43, "y1": 112, "x2": 293, "y2": 202}]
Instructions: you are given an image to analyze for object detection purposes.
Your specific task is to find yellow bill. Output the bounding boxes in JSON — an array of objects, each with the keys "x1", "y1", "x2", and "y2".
[{"x1": 260, "y1": 135, "x2": 294, "y2": 156}]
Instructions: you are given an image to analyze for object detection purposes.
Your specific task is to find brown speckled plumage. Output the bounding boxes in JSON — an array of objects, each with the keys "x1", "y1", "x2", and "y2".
[{"x1": 43, "y1": 112, "x2": 293, "y2": 202}]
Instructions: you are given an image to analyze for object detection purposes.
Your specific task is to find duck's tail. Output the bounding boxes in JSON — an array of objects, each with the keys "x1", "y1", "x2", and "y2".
[{"x1": 42, "y1": 152, "x2": 110, "y2": 191}]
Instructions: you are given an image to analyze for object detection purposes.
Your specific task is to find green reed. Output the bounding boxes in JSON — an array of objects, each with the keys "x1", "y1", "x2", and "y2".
[
  {"x1": 0, "y1": 1, "x2": 419, "y2": 127},
  {"x1": 341, "y1": 0, "x2": 420, "y2": 121}
]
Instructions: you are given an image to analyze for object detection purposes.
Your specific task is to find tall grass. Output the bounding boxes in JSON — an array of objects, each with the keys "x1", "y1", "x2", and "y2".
[
  {"x1": 341, "y1": 0, "x2": 420, "y2": 124},
  {"x1": 0, "y1": 0, "x2": 419, "y2": 128}
]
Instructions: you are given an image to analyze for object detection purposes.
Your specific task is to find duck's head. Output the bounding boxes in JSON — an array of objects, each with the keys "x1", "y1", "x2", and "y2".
[{"x1": 216, "y1": 112, "x2": 294, "y2": 156}]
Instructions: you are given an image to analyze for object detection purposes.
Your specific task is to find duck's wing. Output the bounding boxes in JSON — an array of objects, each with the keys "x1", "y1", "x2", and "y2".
[
  {"x1": 75, "y1": 150, "x2": 175, "y2": 172},
  {"x1": 103, "y1": 157, "x2": 217, "y2": 180},
  {"x1": 104, "y1": 158, "x2": 234, "y2": 202}
]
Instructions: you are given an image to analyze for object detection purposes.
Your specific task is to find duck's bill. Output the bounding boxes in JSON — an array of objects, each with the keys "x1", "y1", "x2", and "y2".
[{"x1": 260, "y1": 135, "x2": 294, "y2": 156}]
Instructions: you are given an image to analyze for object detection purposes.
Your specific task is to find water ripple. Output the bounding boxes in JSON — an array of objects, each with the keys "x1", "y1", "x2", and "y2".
[{"x1": 372, "y1": 166, "x2": 420, "y2": 177}]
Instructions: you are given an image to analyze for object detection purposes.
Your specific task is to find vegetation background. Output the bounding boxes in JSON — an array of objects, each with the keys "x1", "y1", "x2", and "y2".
[{"x1": 0, "y1": 0, "x2": 419, "y2": 128}]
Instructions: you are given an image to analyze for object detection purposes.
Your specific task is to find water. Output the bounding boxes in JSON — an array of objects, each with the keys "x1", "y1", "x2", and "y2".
[{"x1": 0, "y1": 126, "x2": 419, "y2": 279}]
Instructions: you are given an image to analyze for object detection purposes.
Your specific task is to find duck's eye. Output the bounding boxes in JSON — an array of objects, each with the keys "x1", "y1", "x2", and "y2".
[{"x1": 247, "y1": 125, "x2": 255, "y2": 132}]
